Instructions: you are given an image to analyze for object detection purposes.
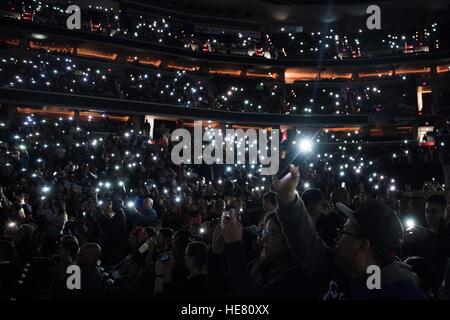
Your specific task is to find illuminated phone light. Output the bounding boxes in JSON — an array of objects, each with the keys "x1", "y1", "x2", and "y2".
[{"x1": 405, "y1": 219, "x2": 415, "y2": 229}]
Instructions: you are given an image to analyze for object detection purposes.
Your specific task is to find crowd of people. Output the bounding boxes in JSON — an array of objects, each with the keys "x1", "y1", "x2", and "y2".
[
  {"x1": 0, "y1": 114, "x2": 450, "y2": 300},
  {"x1": 0, "y1": 0, "x2": 449, "y2": 303},
  {"x1": 0, "y1": 50, "x2": 423, "y2": 115},
  {"x1": 1, "y1": 0, "x2": 447, "y2": 60}
]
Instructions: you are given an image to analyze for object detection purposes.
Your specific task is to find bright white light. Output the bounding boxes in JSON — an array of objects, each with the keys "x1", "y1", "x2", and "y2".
[
  {"x1": 175, "y1": 197, "x2": 181, "y2": 203},
  {"x1": 105, "y1": 182, "x2": 111, "y2": 189},
  {"x1": 127, "y1": 201, "x2": 135, "y2": 208},
  {"x1": 389, "y1": 185, "x2": 396, "y2": 191},
  {"x1": 299, "y1": 139, "x2": 313, "y2": 153},
  {"x1": 304, "y1": 182, "x2": 310, "y2": 189},
  {"x1": 42, "y1": 186, "x2": 50, "y2": 193},
  {"x1": 405, "y1": 219, "x2": 415, "y2": 229}
]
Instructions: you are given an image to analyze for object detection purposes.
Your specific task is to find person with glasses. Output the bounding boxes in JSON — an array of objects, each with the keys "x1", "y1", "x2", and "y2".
[
  {"x1": 273, "y1": 164, "x2": 426, "y2": 300},
  {"x1": 220, "y1": 209, "x2": 315, "y2": 299}
]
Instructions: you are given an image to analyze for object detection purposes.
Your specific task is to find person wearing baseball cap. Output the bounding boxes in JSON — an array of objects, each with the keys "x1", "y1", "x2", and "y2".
[
  {"x1": 333, "y1": 201, "x2": 405, "y2": 276},
  {"x1": 273, "y1": 165, "x2": 427, "y2": 300}
]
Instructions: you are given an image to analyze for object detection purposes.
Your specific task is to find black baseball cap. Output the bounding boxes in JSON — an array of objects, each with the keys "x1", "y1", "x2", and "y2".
[{"x1": 335, "y1": 200, "x2": 404, "y2": 257}]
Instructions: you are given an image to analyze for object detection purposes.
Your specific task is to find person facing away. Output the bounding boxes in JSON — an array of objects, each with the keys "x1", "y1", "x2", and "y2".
[
  {"x1": 76, "y1": 243, "x2": 110, "y2": 299},
  {"x1": 315, "y1": 188, "x2": 348, "y2": 248},
  {"x1": 141, "y1": 197, "x2": 158, "y2": 225}
]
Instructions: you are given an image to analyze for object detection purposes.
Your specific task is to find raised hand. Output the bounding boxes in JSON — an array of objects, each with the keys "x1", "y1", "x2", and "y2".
[
  {"x1": 222, "y1": 209, "x2": 243, "y2": 244},
  {"x1": 272, "y1": 164, "x2": 300, "y2": 206}
]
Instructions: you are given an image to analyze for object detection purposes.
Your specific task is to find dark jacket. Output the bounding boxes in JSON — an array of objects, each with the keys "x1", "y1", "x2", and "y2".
[
  {"x1": 276, "y1": 195, "x2": 427, "y2": 300},
  {"x1": 413, "y1": 223, "x2": 450, "y2": 282},
  {"x1": 224, "y1": 241, "x2": 316, "y2": 299},
  {"x1": 98, "y1": 210, "x2": 128, "y2": 265},
  {"x1": 174, "y1": 274, "x2": 209, "y2": 299}
]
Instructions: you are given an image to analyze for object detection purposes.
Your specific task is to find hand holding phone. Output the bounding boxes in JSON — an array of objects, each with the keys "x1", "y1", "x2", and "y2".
[{"x1": 272, "y1": 164, "x2": 300, "y2": 206}]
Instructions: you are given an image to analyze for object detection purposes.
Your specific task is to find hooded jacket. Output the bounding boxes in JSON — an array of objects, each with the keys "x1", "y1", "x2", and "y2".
[
  {"x1": 223, "y1": 241, "x2": 316, "y2": 299},
  {"x1": 276, "y1": 195, "x2": 427, "y2": 300}
]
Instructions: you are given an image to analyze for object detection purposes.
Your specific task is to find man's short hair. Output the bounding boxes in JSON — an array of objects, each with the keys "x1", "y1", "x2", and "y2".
[
  {"x1": 61, "y1": 236, "x2": 79, "y2": 260},
  {"x1": 186, "y1": 241, "x2": 208, "y2": 269},
  {"x1": 301, "y1": 188, "x2": 324, "y2": 208},
  {"x1": 330, "y1": 188, "x2": 350, "y2": 206},
  {"x1": 426, "y1": 194, "x2": 447, "y2": 208},
  {"x1": 174, "y1": 229, "x2": 192, "y2": 240},
  {"x1": 263, "y1": 192, "x2": 277, "y2": 206}
]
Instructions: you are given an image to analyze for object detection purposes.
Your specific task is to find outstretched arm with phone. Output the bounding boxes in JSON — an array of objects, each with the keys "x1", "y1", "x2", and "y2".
[{"x1": 273, "y1": 165, "x2": 333, "y2": 279}]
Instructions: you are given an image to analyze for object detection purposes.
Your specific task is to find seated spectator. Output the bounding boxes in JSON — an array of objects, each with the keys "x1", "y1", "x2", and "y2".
[
  {"x1": 141, "y1": 197, "x2": 158, "y2": 226},
  {"x1": 221, "y1": 210, "x2": 315, "y2": 299},
  {"x1": 14, "y1": 223, "x2": 39, "y2": 265},
  {"x1": 316, "y1": 188, "x2": 348, "y2": 247},
  {"x1": 301, "y1": 188, "x2": 327, "y2": 226},
  {"x1": 76, "y1": 243, "x2": 110, "y2": 299},
  {"x1": 154, "y1": 241, "x2": 210, "y2": 299},
  {"x1": 56, "y1": 235, "x2": 79, "y2": 275},
  {"x1": 156, "y1": 228, "x2": 174, "y2": 254}
]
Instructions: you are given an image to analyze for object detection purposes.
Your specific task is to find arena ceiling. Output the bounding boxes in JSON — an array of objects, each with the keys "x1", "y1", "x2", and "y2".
[{"x1": 123, "y1": 0, "x2": 449, "y2": 29}]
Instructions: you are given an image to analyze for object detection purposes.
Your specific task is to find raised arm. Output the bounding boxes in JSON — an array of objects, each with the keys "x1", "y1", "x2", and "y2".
[{"x1": 273, "y1": 165, "x2": 333, "y2": 279}]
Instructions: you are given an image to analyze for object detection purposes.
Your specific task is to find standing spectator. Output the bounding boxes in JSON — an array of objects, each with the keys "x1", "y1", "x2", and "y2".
[
  {"x1": 38, "y1": 199, "x2": 68, "y2": 256},
  {"x1": 98, "y1": 201, "x2": 128, "y2": 265},
  {"x1": 273, "y1": 165, "x2": 426, "y2": 300},
  {"x1": 405, "y1": 195, "x2": 450, "y2": 282},
  {"x1": 141, "y1": 198, "x2": 158, "y2": 226}
]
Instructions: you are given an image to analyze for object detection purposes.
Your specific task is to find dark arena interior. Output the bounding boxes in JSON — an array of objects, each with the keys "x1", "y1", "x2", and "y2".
[{"x1": 1, "y1": 0, "x2": 450, "y2": 309}]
